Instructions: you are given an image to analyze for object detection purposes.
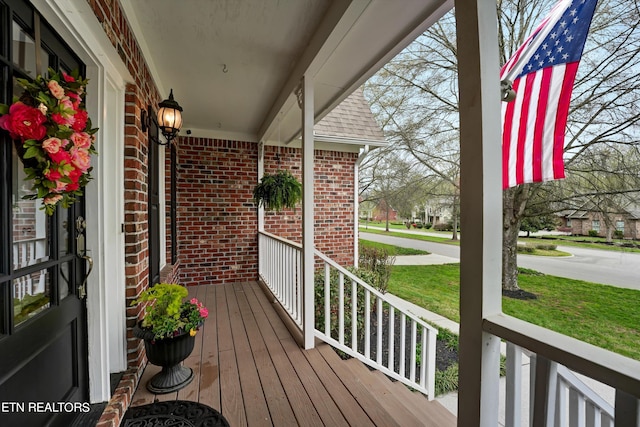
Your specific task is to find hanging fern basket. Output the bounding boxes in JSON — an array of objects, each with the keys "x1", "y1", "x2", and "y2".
[{"x1": 252, "y1": 170, "x2": 302, "y2": 211}]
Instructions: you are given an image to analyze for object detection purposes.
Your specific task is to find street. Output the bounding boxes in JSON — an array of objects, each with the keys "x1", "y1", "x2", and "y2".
[{"x1": 360, "y1": 231, "x2": 640, "y2": 290}]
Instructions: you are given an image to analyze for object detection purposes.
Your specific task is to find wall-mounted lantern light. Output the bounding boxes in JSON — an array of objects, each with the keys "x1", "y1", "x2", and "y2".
[{"x1": 142, "y1": 89, "x2": 184, "y2": 145}]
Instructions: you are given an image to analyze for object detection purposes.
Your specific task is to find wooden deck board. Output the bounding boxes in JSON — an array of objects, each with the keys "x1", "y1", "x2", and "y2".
[
  {"x1": 226, "y1": 285, "x2": 271, "y2": 426},
  {"x1": 234, "y1": 284, "x2": 299, "y2": 426},
  {"x1": 130, "y1": 282, "x2": 457, "y2": 426},
  {"x1": 198, "y1": 284, "x2": 221, "y2": 411}
]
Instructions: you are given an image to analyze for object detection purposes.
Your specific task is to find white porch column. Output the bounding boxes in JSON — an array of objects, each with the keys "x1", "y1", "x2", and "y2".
[
  {"x1": 301, "y1": 75, "x2": 316, "y2": 349},
  {"x1": 353, "y1": 145, "x2": 370, "y2": 268},
  {"x1": 455, "y1": 0, "x2": 503, "y2": 426}
]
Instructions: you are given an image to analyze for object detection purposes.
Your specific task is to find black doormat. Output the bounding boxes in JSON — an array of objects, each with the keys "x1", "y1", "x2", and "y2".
[{"x1": 122, "y1": 400, "x2": 230, "y2": 427}]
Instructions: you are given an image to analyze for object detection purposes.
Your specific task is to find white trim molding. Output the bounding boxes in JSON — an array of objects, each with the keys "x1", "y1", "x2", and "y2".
[{"x1": 32, "y1": 0, "x2": 132, "y2": 403}]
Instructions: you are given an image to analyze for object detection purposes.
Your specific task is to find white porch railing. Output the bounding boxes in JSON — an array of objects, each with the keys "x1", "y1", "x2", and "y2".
[
  {"x1": 12, "y1": 238, "x2": 48, "y2": 299},
  {"x1": 257, "y1": 231, "x2": 438, "y2": 399},
  {"x1": 258, "y1": 231, "x2": 303, "y2": 327},
  {"x1": 488, "y1": 314, "x2": 640, "y2": 427},
  {"x1": 506, "y1": 343, "x2": 616, "y2": 427}
]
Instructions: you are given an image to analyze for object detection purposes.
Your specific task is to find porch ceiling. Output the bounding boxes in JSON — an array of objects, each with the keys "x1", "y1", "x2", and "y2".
[{"x1": 122, "y1": 0, "x2": 452, "y2": 144}]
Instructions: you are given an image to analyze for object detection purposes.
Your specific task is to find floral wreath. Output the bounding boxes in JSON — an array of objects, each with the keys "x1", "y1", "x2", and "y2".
[{"x1": 0, "y1": 68, "x2": 98, "y2": 215}]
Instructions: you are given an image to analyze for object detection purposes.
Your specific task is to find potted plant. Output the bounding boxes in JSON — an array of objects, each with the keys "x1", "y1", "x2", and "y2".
[
  {"x1": 131, "y1": 283, "x2": 209, "y2": 393},
  {"x1": 252, "y1": 169, "x2": 302, "y2": 211}
]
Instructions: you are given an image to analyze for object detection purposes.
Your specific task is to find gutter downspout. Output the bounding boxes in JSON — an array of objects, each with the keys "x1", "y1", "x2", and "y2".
[{"x1": 353, "y1": 144, "x2": 370, "y2": 268}]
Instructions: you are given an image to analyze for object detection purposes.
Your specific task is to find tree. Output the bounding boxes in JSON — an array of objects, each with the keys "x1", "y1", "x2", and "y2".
[{"x1": 365, "y1": 0, "x2": 640, "y2": 290}]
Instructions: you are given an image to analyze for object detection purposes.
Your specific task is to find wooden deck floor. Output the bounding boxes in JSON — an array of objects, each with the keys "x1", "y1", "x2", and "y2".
[{"x1": 131, "y1": 282, "x2": 456, "y2": 426}]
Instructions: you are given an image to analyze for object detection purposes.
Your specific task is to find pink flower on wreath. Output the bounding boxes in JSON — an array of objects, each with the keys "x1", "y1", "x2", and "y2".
[
  {"x1": 62, "y1": 72, "x2": 75, "y2": 83},
  {"x1": 70, "y1": 147, "x2": 91, "y2": 172},
  {"x1": 70, "y1": 132, "x2": 91, "y2": 149},
  {"x1": 190, "y1": 298, "x2": 198, "y2": 304},
  {"x1": 199, "y1": 307, "x2": 209, "y2": 318},
  {"x1": 0, "y1": 102, "x2": 47, "y2": 141},
  {"x1": 54, "y1": 180, "x2": 68, "y2": 192},
  {"x1": 42, "y1": 137, "x2": 64, "y2": 154},
  {"x1": 44, "y1": 194, "x2": 63, "y2": 205},
  {"x1": 67, "y1": 92, "x2": 81, "y2": 109},
  {"x1": 48, "y1": 80, "x2": 65, "y2": 100}
]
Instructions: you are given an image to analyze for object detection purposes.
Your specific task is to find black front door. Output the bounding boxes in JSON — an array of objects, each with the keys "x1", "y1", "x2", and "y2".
[{"x1": 0, "y1": 2, "x2": 90, "y2": 426}]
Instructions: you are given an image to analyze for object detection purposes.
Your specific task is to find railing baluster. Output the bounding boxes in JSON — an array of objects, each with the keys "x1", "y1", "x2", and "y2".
[
  {"x1": 365, "y1": 289, "x2": 371, "y2": 359},
  {"x1": 419, "y1": 325, "x2": 426, "y2": 385},
  {"x1": 388, "y1": 306, "x2": 394, "y2": 371},
  {"x1": 324, "y1": 263, "x2": 330, "y2": 336},
  {"x1": 506, "y1": 343, "x2": 523, "y2": 427},
  {"x1": 351, "y1": 279, "x2": 357, "y2": 351},
  {"x1": 399, "y1": 312, "x2": 406, "y2": 377},
  {"x1": 410, "y1": 320, "x2": 417, "y2": 382},
  {"x1": 376, "y1": 297, "x2": 382, "y2": 365},
  {"x1": 569, "y1": 387, "x2": 586, "y2": 427},
  {"x1": 556, "y1": 378, "x2": 567, "y2": 427},
  {"x1": 338, "y1": 272, "x2": 344, "y2": 345}
]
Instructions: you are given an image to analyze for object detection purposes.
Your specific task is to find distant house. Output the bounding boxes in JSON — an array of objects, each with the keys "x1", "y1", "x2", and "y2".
[
  {"x1": 371, "y1": 200, "x2": 398, "y2": 222},
  {"x1": 558, "y1": 204, "x2": 640, "y2": 239}
]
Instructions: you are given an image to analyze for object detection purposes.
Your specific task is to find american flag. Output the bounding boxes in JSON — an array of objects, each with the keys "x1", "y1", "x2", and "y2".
[{"x1": 501, "y1": 0, "x2": 598, "y2": 189}]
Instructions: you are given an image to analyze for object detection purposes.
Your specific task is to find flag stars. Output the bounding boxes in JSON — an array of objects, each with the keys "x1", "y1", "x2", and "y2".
[
  {"x1": 573, "y1": 17, "x2": 579, "y2": 24},
  {"x1": 551, "y1": 32, "x2": 557, "y2": 39},
  {"x1": 560, "y1": 20, "x2": 567, "y2": 28},
  {"x1": 562, "y1": 53, "x2": 569, "y2": 60},
  {"x1": 570, "y1": 8, "x2": 577, "y2": 16}
]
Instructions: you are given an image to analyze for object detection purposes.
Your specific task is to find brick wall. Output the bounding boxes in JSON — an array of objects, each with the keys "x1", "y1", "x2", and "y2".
[
  {"x1": 262, "y1": 145, "x2": 357, "y2": 266},
  {"x1": 176, "y1": 138, "x2": 259, "y2": 286}
]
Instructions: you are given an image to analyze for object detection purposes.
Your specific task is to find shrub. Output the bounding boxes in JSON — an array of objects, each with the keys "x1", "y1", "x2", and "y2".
[
  {"x1": 516, "y1": 245, "x2": 535, "y2": 253},
  {"x1": 416, "y1": 223, "x2": 424, "y2": 229},
  {"x1": 359, "y1": 246, "x2": 395, "y2": 294},
  {"x1": 588, "y1": 230, "x2": 599, "y2": 237},
  {"x1": 534, "y1": 244, "x2": 557, "y2": 251},
  {"x1": 424, "y1": 223, "x2": 432, "y2": 229},
  {"x1": 405, "y1": 222, "x2": 411, "y2": 229},
  {"x1": 433, "y1": 222, "x2": 452, "y2": 231},
  {"x1": 614, "y1": 230, "x2": 624, "y2": 239}
]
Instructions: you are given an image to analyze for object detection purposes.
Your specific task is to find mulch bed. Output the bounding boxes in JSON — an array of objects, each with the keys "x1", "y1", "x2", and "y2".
[{"x1": 502, "y1": 289, "x2": 538, "y2": 300}]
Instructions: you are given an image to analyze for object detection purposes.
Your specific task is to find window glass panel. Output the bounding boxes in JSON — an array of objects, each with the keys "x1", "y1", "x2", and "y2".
[
  {"x1": 58, "y1": 262, "x2": 71, "y2": 300},
  {"x1": 616, "y1": 221, "x2": 624, "y2": 232},
  {"x1": 12, "y1": 140, "x2": 50, "y2": 270},
  {"x1": 11, "y1": 21, "x2": 49, "y2": 78},
  {"x1": 592, "y1": 220, "x2": 600, "y2": 232},
  {"x1": 13, "y1": 269, "x2": 50, "y2": 326},
  {"x1": 57, "y1": 207, "x2": 71, "y2": 257}
]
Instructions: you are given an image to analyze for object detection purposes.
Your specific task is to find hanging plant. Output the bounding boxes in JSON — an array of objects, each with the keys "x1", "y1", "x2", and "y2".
[
  {"x1": 252, "y1": 169, "x2": 302, "y2": 211},
  {"x1": 0, "y1": 68, "x2": 98, "y2": 215}
]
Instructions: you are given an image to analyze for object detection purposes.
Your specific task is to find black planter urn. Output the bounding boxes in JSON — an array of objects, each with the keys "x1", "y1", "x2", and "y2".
[{"x1": 133, "y1": 323, "x2": 195, "y2": 394}]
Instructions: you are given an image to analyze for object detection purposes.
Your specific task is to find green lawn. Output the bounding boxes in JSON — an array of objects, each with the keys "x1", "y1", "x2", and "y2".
[
  {"x1": 388, "y1": 264, "x2": 640, "y2": 360},
  {"x1": 359, "y1": 239, "x2": 429, "y2": 255}
]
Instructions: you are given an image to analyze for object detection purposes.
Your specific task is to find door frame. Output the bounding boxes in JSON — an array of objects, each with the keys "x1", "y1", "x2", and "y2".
[{"x1": 32, "y1": 0, "x2": 132, "y2": 403}]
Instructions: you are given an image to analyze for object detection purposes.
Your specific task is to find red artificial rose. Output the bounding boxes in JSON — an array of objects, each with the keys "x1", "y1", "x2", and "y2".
[
  {"x1": 0, "y1": 102, "x2": 47, "y2": 141},
  {"x1": 49, "y1": 149, "x2": 72, "y2": 164},
  {"x1": 62, "y1": 72, "x2": 76, "y2": 83},
  {"x1": 51, "y1": 113, "x2": 67, "y2": 125},
  {"x1": 72, "y1": 110, "x2": 88, "y2": 132},
  {"x1": 45, "y1": 168, "x2": 62, "y2": 181},
  {"x1": 68, "y1": 167, "x2": 82, "y2": 183}
]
